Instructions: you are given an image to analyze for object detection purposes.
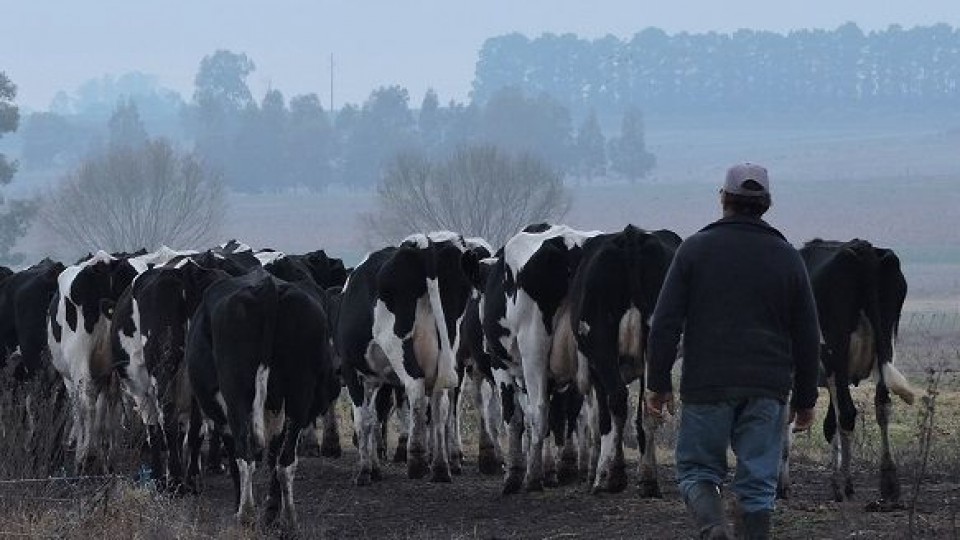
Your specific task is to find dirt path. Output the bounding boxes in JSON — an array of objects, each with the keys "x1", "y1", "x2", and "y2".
[{"x1": 192, "y1": 450, "x2": 956, "y2": 539}]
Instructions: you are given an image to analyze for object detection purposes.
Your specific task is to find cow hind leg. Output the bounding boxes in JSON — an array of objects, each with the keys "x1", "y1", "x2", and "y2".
[
  {"x1": 474, "y1": 374, "x2": 501, "y2": 475},
  {"x1": 184, "y1": 405, "x2": 205, "y2": 494},
  {"x1": 776, "y1": 407, "x2": 794, "y2": 499},
  {"x1": 405, "y1": 380, "x2": 431, "y2": 480},
  {"x1": 351, "y1": 383, "x2": 380, "y2": 486},
  {"x1": 392, "y1": 391, "x2": 410, "y2": 463},
  {"x1": 429, "y1": 389, "x2": 453, "y2": 483},
  {"x1": 447, "y1": 382, "x2": 464, "y2": 476},
  {"x1": 501, "y1": 383, "x2": 525, "y2": 494},
  {"x1": 320, "y1": 407, "x2": 342, "y2": 458},
  {"x1": 261, "y1": 407, "x2": 287, "y2": 526},
  {"x1": 588, "y1": 384, "x2": 627, "y2": 495},
  {"x1": 871, "y1": 383, "x2": 904, "y2": 511},
  {"x1": 827, "y1": 375, "x2": 856, "y2": 502},
  {"x1": 637, "y1": 379, "x2": 663, "y2": 498},
  {"x1": 558, "y1": 390, "x2": 582, "y2": 486},
  {"x1": 276, "y1": 419, "x2": 303, "y2": 530}
]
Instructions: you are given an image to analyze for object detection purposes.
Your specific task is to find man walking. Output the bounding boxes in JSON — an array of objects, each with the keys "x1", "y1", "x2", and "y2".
[{"x1": 645, "y1": 163, "x2": 820, "y2": 539}]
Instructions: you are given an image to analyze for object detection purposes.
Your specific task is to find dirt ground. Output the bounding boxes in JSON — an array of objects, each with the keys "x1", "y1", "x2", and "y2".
[{"x1": 181, "y1": 444, "x2": 958, "y2": 539}]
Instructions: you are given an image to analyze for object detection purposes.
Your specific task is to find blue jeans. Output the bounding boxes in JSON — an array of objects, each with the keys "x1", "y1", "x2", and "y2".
[{"x1": 676, "y1": 397, "x2": 786, "y2": 512}]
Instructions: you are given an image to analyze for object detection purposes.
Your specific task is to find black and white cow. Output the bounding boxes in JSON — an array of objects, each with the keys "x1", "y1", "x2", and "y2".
[
  {"x1": 111, "y1": 260, "x2": 226, "y2": 492},
  {"x1": 47, "y1": 250, "x2": 139, "y2": 471},
  {"x1": 568, "y1": 225, "x2": 681, "y2": 495},
  {"x1": 790, "y1": 239, "x2": 915, "y2": 507},
  {"x1": 187, "y1": 267, "x2": 339, "y2": 526},
  {"x1": 476, "y1": 224, "x2": 601, "y2": 493},
  {"x1": 263, "y1": 249, "x2": 350, "y2": 458},
  {"x1": 0, "y1": 258, "x2": 65, "y2": 380},
  {"x1": 454, "y1": 286, "x2": 505, "y2": 475},
  {"x1": 336, "y1": 232, "x2": 472, "y2": 485}
]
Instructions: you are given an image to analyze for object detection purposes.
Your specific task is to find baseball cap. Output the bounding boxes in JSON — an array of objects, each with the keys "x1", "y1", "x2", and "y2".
[{"x1": 722, "y1": 163, "x2": 770, "y2": 197}]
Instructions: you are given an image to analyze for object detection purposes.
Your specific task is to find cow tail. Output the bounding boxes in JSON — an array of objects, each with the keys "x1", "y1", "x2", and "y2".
[
  {"x1": 863, "y1": 249, "x2": 916, "y2": 406},
  {"x1": 878, "y1": 362, "x2": 916, "y2": 405},
  {"x1": 260, "y1": 277, "x2": 279, "y2": 366},
  {"x1": 426, "y1": 278, "x2": 459, "y2": 390}
]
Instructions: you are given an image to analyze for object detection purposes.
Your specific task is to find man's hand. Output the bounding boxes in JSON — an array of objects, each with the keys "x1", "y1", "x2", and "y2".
[
  {"x1": 645, "y1": 391, "x2": 675, "y2": 419},
  {"x1": 790, "y1": 407, "x2": 815, "y2": 432}
]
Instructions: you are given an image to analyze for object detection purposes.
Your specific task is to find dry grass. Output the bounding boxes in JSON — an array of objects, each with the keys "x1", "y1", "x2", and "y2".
[{"x1": 0, "y1": 311, "x2": 957, "y2": 538}]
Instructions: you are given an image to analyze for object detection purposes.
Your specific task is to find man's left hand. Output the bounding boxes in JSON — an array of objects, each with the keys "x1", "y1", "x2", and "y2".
[{"x1": 645, "y1": 391, "x2": 675, "y2": 419}]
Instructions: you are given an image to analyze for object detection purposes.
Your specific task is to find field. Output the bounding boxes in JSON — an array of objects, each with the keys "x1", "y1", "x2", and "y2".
[
  {"x1": 0, "y1": 310, "x2": 958, "y2": 539},
  {"x1": 4, "y1": 118, "x2": 959, "y2": 538}
]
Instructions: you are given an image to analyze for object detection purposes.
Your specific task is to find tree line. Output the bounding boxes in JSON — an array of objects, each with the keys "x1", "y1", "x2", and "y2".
[
  {"x1": 15, "y1": 51, "x2": 655, "y2": 195},
  {"x1": 471, "y1": 23, "x2": 960, "y2": 117}
]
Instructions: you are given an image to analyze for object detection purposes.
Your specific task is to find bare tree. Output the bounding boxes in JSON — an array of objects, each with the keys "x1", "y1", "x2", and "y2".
[
  {"x1": 366, "y1": 145, "x2": 570, "y2": 247},
  {"x1": 40, "y1": 139, "x2": 225, "y2": 253}
]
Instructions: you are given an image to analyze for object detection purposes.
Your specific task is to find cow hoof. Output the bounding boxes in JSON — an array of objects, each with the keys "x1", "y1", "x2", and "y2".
[
  {"x1": 450, "y1": 459, "x2": 463, "y2": 476},
  {"x1": 320, "y1": 441, "x2": 342, "y2": 459},
  {"x1": 543, "y1": 470, "x2": 559, "y2": 488},
  {"x1": 185, "y1": 474, "x2": 202, "y2": 495},
  {"x1": 602, "y1": 467, "x2": 628, "y2": 494},
  {"x1": 371, "y1": 467, "x2": 383, "y2": 482},
  {"x1": 430, "y1": 464, "x2": 453, "y2": 483},
  {"x1": 236, "y1": 505, "x2": 256, "y2": 527},
  {"x1": 393, "y1": 445, "x2": 408, "y2": 463},
  {"x1": 638, "y1": 479, "x2": 663, "y2": 498},
  {"x1": 354, "y1": 469, "x2": 373, "y2": 486},
  {"x1": 478, "y1": 451, "x2": 502, "y2": 475},
  {"x1": 262, "y1": 500, "x2": 280, "y2": 526},
  {"x1": 502, "y1": 469, "x2": 524, "y2": 495},
  {"x1": 407, "y1": 453, "x2": 429, "y2": 479},
  {"x1": 845, "y1": 479, "x2": 856, "y2": 497},
  {"x1": 831, "y1": 481, "x2": 847, "y2": 502},
  {"x1": 524, "y1": 476, "x2": 544, "y2": 493}
]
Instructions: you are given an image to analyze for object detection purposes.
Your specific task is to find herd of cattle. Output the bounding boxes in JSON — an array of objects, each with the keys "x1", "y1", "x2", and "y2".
[{"x1": 0, "y1": 224, "x2": 917, "y2": 527}]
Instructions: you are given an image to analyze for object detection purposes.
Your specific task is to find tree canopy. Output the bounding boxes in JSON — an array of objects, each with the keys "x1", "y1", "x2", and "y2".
[{"x1": 472, "y1": 24, "x2": 960, "y2": 116}]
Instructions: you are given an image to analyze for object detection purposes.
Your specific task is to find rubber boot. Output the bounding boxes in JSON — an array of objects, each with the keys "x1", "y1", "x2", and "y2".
[
  {"x1": 737, "y1": 510, "x2": 771, "y2": 540},
  {"x1": 685, "y1": 482, "x2": 732, "y2": 540}
]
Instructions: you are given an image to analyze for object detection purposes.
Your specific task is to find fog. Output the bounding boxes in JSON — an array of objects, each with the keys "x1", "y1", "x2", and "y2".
[
  {"x1": 2, "y1": 1, "x2": 960, "y2": 305},
  {"x1": 6, "y1": 1, "x2": 960, "y2": 110}
]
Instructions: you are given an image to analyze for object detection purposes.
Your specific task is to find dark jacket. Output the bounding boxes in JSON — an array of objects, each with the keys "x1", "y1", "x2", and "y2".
[{"x1": 646, "y1": 215, "x2": 820, "y2": 409}]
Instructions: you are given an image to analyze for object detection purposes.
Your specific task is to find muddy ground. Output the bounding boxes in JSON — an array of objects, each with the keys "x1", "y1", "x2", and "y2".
[{"x1": 182, "y1": 445, "x2": 958, "y2": 539}]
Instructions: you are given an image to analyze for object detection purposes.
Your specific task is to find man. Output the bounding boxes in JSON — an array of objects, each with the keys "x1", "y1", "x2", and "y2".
[{"x1": 645, "y1": 163, "x2": 820, "y2": 539}]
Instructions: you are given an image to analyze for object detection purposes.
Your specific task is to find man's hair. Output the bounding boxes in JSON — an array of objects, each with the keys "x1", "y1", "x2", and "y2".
[{"x1": 721, "y1": 190, "x2": 771, "y2": 218}]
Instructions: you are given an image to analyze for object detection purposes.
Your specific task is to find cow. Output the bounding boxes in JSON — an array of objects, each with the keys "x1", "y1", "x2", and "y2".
[
  {"x1": 788, "y1": 239, "x2": 916, "y2": 508},
  {"x1": 263, "y1": 250, "x2": 350, "y2": 459},
  {"x1": 0, "y1": 259, "x2": 65, "y2": 380},
  {"x1": 336, "y1": 232, "x2": 472, "y2": 485},
  {"x1": 186, "y1": 267, "x2": 339, "y2": 527},
  {"x1": 0, "y1": 259, "x2": 66, "y2": 455},
  {"x1": 111, "y1": 260, "x2": 226, "y2": 493},
  {"x1": 568, "y1": 225, "x2": 681, "y2": 495},
  {"x1": 473, "y1": 224, "x2": 601, "y2": 493},
  {"x1": 47, "y1": 250, "x2": 139, "y2": 472},
  {"x1": 454, "y1": 289, "x2": 505, "y2": 474}
]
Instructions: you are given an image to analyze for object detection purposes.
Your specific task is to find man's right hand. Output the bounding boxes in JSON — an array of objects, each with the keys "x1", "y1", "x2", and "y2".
[{"x1": 790, "y1": 407, "x2": 815, "y2": 432}]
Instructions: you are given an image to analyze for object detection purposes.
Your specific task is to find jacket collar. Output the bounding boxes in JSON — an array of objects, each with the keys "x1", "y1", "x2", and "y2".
[{"x1": 699, "y1": 215, "x2": 788, "y2": 242}]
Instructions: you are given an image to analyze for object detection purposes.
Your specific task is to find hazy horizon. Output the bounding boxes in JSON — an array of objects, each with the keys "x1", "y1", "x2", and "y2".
[{"x1": 6, "y1": 0, "x2": 960, "y2": 111}]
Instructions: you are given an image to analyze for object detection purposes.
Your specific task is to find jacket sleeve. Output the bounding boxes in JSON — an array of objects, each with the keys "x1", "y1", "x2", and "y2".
[
  {"x1": 790, "y1": 260, "x2": 821, "y2": 410},
  {"x1": 646, "y1": 245, "x2": 689, "y2": 393}
]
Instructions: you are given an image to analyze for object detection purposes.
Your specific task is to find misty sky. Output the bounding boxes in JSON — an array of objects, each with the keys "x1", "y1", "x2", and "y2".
[{"x1": 5, "y1": 0, "x2": 960, "y2": 111}]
